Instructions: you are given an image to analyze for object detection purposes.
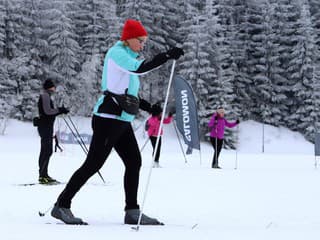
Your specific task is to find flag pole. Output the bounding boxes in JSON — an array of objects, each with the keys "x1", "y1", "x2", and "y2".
[{"x1": 173, "y1": 120, "x2": 188, "y2": 163}]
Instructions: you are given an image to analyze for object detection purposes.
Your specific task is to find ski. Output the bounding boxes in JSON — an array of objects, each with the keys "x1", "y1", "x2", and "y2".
[
  {"x1": 14, "y1": 181, "x2": 112, "y2": 187},
  {"x1": 45, "y1": 221, "x2": 89, "y2": 226},
  {"x1": 16, "y1": 182, "x2": 63, "y2": 186}
]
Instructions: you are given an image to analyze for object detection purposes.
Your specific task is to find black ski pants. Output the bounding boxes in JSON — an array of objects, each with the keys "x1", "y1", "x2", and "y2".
[
  {"x1": 38, "y1": 121, "x2": 54, "y2": 177},
  {"x1": 210, "y1": 137, "x2": 223, "y2": 167},
  {"x1": 149, "y1": 136, "x2": 162, "y2": 163},
  {"x1": 57, "y1": 115, "x2": 141, "y2": 210}
]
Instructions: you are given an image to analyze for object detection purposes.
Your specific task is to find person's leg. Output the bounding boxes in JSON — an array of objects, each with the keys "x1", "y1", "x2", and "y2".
[
  {"x1": 114, "y1": 127, "x2": 163, "y2": 225},
  {"x1": 210, "y1": 137, "x2": 217, "y2": 168},
  {"x1": 56, "y1": 117, "x2": 127, "y2": 208},
  {"x1": 38, "y1": 124, "x2": 53, "y2": 178},
  {"x1": 154, "y1": 137, "x2": 161, "y2": 163},
  {"x1": 114, "y1": 125, "x2": 141, "y2": 210},
  {"x1": 52, "y1": 117, "x2": 130, "y2": 224},
  {"x1": 150, "y1": 136, "x2": 161, "y2": 163},
  {"x1": 215, "y1": 139, "x2": 224, "y2": 163}
]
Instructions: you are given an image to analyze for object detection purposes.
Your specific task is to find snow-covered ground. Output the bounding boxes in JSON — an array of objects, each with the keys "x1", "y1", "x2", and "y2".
[{"x1": 0, "y1": 117, "x2": 319, "y2": 240}]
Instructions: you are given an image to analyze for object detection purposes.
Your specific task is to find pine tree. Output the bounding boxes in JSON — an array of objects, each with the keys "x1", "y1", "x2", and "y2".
[
  {"x1": 0, "y1": 59, "x2": 14, "y2": 119},
  {"x1": 213, "y1": 0, "x2": 240, "y2": 148},
  {"x1": 70, "y1": 0, "x2": 119, "y2": 115},
  {"x1": 264, "y1": 0, "x2": 289, "y2": 126},
  {"x1": 291, "y1": 0, "x2": 317, "y2": 141},
  {"x1": 183, "y1": 0, "x2": 219, "y2": 140},
  {"x1": 75, "y1": 0, "x2": 119, "y2": 59},
  {"x1": 0, "y1": 0, "x2": 5, "y2": 57},
  {"x1": 41, "y1": 1, "x2": 81, "y2": 112},
  {"x1": 245, "y1": 2, "x2": 271, "y2": 124},
  {"x1": 230, "y1": 0, "x2": 250, "y2": 121},
  {"x1": 310, "y1": 0, "x2": 320, "y2": 137},
  {"x1": 275, "y1": 0, "x2": 301, "y2": 130},
  {"x1": 0, "y1": 0, "x2": 319, "y2": 143},
  {"x1": 15, "y1": 0, "x2": 48, "y2": 120}
]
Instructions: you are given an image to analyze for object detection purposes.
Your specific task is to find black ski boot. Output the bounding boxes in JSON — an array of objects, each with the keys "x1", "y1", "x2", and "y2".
[
  {"x1": 51, "y1": 204, "x2": 87, "y2": 225},
  {"x1": 39, "y1": 176, "x2": 59, "y2": 185},
  {"x1": 124, "y1": 209, "x2": 164, "y2": 225}
]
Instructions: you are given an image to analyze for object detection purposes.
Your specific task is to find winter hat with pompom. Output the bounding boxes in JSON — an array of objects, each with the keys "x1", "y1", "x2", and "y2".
[{"x1": 121, "y1": 19, "x2": 148, "y2": 41}]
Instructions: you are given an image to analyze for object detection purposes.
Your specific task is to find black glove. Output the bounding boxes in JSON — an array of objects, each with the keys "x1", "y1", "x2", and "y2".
[
  {"x1": 139, "y1": 98, "x2": 152, "y2": 113},
  {"x1": 168, "y1": 112, "x2": 173, "y2": 117},
  {"x1": 236, "y1": 119, "x2": 240, "y2": 124},
  {"x1": 166, "y1": 47, "x2": 184, "y2": 60},
  {"x1": 58, "y1": 107, "x2": 69, "y2": 114}
]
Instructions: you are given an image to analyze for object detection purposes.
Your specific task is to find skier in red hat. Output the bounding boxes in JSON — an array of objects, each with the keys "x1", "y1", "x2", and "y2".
[{"x1": 51, "y1": 19, "x2": 184, "y2": 225}]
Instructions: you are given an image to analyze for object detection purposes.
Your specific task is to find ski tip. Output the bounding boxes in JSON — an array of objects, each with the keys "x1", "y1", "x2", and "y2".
[{"x1": 191, "y1": 223, "x2": 198, "y2": 229}]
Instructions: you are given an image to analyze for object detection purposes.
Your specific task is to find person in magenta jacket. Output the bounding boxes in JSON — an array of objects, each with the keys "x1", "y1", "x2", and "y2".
[
  {"x1": 208, "y1": 107, "x2": 239, "y2": 168},
  {"x1": 146, "y1": 104, "x2": 173, "y2": 168}
]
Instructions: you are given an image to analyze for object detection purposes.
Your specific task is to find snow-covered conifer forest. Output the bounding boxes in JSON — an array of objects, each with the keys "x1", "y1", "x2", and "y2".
[{"x1": 0, "y1": 0, "x2": 319, "y2": 146}]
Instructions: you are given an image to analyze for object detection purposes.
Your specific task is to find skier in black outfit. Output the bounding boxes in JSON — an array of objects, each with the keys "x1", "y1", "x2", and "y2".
[
  {"x1": 51, "y1": 19, "x2": 184, "y2": 225},
  {"x1": 37, "y1": 79, "x2": 69, "y2": 184}
]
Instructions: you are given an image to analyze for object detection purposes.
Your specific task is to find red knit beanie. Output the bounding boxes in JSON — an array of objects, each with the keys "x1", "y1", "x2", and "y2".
[{"x1": 121, "y1": 19, "x2": 148, "y2": 41}]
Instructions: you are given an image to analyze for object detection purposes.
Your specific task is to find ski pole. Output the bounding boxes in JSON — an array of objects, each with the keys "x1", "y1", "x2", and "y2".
[
  {"x1": 215, "y1": 137, "x2": 217, "y2": 167},
  {"x1": 67, "y1": 115, "x2": 90, "y2": 153},
  {"x1": 38, "y1": 205, "x2": 53, "y2": 217},
  {"x1": 62, "y1": 117, "x2": 88, "y2": 154},
  {"x1": 134, "y1": 116, "x2": 149, "y2": 132},
  {"x1": 140, "y1": 137, "x2": 150, "y2": 153},
  {"x1": 214, "y1": 117, "x2": 218, "y2": 168},
  {"x1": 132, "y1": 60, "x2": 176, "y2": 231},
  {"x1": 235, "y1": 124, "x2": 239, "y2": 170},
  {"x1": 62, "y1": 116, "x2": 106, "y2": 184},
  {"x1": 173, "y1": 120, "x2": 188, "y2": 163}
]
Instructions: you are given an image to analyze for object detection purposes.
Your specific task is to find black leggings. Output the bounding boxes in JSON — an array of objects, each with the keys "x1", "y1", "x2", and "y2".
[
  {"x1": 149, "y1": 136, "x2": 162, "y2": 163},
  {"x1": 57, "y1": 115, "x2": 141, "y2": 210},
  {"x1": 210, "y1": 137, "x2": 223, "y2": 167},
  {"x1": 38, "y1": 123, "x2": 54, "y2": 177}
]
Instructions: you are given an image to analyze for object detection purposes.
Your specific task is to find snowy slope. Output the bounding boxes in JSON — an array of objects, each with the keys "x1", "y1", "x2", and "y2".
[{"x1": 0, "y1": 118, "x2": 319, "y2": 240}]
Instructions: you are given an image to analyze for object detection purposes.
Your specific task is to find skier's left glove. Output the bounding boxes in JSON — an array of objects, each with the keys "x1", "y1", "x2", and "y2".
[
  {"x1": 166, "y1": 47, "x2": 184, "y2": 60},
  {"x1": 58, "y1": 107, "x2": 69, "y2": 114}
]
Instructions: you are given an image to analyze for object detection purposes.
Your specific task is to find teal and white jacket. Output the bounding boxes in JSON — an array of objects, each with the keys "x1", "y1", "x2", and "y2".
[{"x1": 93, "y1": 41, "x2": 169, "y2": 122}]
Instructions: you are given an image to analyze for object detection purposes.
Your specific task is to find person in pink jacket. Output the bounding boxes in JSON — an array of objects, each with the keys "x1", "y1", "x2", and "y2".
[
  {"x1": 146, "y1": 104, "x2": 173, "y2": 168},
  {"x1": 208, "y1": 107, "x2": 239, "y2": 168}
]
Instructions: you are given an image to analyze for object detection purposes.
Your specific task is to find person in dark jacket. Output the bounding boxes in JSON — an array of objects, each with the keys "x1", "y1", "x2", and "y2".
[
  {"x1": 51, "y1": 19, "x2": 184, "y2": 225},
  {"x1": 37, "y1": 79, "x2": 69, "y2": 184},
  {"x1": 208, "y1": 107, "x2": 239, "y2": 169}
]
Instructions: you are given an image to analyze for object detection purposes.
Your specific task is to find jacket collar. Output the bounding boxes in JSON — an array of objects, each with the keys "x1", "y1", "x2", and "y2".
[{"x1": 116, "y1": 41, "x2": 139, "y2": 58}]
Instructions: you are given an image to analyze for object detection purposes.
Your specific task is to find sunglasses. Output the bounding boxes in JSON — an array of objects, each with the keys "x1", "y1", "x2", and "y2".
[{"x1": 136, "y1": 37, "x2": 147, "y2": 45}]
